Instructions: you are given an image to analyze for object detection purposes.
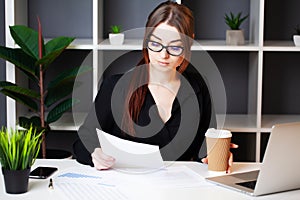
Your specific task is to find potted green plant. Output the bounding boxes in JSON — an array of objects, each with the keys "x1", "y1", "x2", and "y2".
[
  {"x1": 109, "y1": 25, "x2": 124, "y2": 45},
  {"x1": 293, "y1": 24, "x2": 300, "y2": 46},
  {"x1": 224, "y1": 11, "x2": 249, "y2": 45},
  {"x1": 0, "y1": 125, "x2": 42, "y2": 194},
  {"x1": 0, "y1": 19, "x2": 91, "y2": 158}
]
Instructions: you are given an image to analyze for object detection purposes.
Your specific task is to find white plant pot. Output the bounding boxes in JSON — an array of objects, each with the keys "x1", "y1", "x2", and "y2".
[
  {"x1": 226, "y1": 30, "x2": 245, "y2": 45},
  {"x1": 109, "y1": 33, "x2": 124, "y2": 45},
  {"x1": 293, "y1": 35, "x2": 300, "y2": 46}
]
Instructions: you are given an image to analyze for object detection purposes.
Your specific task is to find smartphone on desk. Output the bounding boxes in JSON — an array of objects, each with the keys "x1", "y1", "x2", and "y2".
[{"x1": 29, "y1": 166, "x2": 58, "y2": 179}]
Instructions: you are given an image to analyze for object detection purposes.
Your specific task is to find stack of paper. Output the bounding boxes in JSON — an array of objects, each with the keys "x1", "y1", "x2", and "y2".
[{"x1": 96, "y1": 129, "x2": 164, "y2": 170}]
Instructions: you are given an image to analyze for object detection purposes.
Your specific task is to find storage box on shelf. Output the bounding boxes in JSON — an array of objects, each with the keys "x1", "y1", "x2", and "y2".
[{"x1": 4, "y1": 0, "x2": 300, "y2": 161}]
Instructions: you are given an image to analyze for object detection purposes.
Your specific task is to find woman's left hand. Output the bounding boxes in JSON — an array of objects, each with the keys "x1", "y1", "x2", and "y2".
[{"x1": 201, "y1": 143, "x2": 239, "y2": 173}]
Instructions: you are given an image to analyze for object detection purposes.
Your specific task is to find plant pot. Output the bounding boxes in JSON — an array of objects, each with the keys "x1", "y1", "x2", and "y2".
[
  {"x1": 2, "y1": 167, "x2": 31, "y2": 194},
  {"x1": 226, "y1": 30, "x2": 245, "y2": 45},
  {"x1": 293, "y1": 35, "x2": 300, "y2": 46},
  {"x1": 109, "y1": 33, "x2": 124, "y2": 45}
]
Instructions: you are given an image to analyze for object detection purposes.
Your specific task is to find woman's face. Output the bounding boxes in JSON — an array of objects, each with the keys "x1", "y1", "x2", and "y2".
[{"x1": 147, "y1": 23, "x2": 185, "y2": 72}]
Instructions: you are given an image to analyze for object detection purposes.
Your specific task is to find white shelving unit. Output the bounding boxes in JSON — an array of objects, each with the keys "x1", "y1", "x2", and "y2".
[{"x1": 4, "y1": 0, "x2": 300, "y2": 162}]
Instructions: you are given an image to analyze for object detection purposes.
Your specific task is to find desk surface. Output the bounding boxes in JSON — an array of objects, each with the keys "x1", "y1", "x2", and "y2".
[{"x1": 1, "y1": 159, "x2": 299, "y2": 200}]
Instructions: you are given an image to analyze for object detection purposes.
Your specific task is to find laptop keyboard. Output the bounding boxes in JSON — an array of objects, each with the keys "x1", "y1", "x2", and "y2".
[{"x1": 236, "y1": 180, "x2": 257, "y2": 190}]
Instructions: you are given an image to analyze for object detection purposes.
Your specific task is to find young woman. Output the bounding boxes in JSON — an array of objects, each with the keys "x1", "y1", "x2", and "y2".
[{"x1": 73, "y1": 1, "x2": 237, "y2": 173}]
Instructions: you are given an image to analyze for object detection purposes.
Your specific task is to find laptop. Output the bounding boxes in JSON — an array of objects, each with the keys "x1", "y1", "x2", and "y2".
[{"x1": 206, "y1": 122, "x2": 300, "y2": 196}]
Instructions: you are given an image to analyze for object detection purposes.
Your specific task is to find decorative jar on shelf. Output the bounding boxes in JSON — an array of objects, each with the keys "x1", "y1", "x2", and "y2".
[
  {"x1": 109, "y1": 25, "x2": 124, "y2": 45},
  {"x1": 224, "y1": 11, "x2": 248, "y2": 46},
  {"x1": 293, "y1": 35, "x2": 300, "y2": 46},
  {"x1": 109, "y1": 33, "x2": 125, "y2": 45},
  {"x1": 226, "y1": 30, "x2": 245, "y2": 45},
  {"x1": 293, "y1": 25, "x2": 300, "y2": 46}
]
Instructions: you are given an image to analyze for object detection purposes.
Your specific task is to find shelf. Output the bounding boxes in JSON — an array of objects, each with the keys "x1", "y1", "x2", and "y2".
[
  {"x1": 15, "y1": 38, "x2": 94, "y2": 50},
  {"x1": 17, "y1": 113, "x2": 258, "y2": 133},
  {"x1": 16, "y1": 112, "x2": 87, "y2": 131},
  {"x1": 49, "y1": 112, "x2": 87, "y2": 131},
  {"x1": 216, "y1": 114, "x2": 257, "y2": 132},
  {"x1": 98, "y1": 39, "x2": 142, "y2": 50},
  {"x1": 20, "y1": 113, "x2": 260, "y2": 132},
  {"x1": 98, "y1": 39, "x2": 260, "y2": 51},
  {"x1": 193, "y1": 40, "x2": 260, "y2": 51},
  {"x1": 4, "y1": 0, "x2": 299, "y2": 163},
  {"x1": 261, "y1": 115, "x2": 300, "y2": 132},
  {"x1": 68, "y1": 39, "x2": 94, "y2": 50},
  {"x1": 17, "y1": 113, "x2": 260, "y2": 132},
  {"x1": 263, "y1": 41, "x2": 300, "y2": 51}
]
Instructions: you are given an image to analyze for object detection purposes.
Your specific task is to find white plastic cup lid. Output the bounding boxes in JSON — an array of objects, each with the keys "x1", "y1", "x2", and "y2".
[{"x1": 205, "y1": 128, "x2": 232, "y2": 138}]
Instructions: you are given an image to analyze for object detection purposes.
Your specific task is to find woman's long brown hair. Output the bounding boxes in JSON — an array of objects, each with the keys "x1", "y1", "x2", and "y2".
[{"x1": 121, "y1": 1, "x2": 195, "y2": 135}]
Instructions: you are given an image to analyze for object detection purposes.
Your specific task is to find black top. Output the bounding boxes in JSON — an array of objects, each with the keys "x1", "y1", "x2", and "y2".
[{"x1": 73, "y1": 64, "x2": 212, "y2": 166}]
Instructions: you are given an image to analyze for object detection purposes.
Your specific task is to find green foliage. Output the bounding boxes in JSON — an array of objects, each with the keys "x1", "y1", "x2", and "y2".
[
  {"x1": 224, "y1": 12, "x2": 249, "y2": 30},
  {"x1": 0, "y1": 25, "x2": 91, "y2": 131},
  {"x1": 0, "y1": 126, "x2": 43, "y2": 170},
  {"x1": 110, "y1": 25, "x2": 122, "y2": 33}
]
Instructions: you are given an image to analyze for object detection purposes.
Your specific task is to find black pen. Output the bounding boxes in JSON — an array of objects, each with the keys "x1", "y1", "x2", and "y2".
[{"x1": 48, "y1": 178, "x2": 54, "y2": 189}]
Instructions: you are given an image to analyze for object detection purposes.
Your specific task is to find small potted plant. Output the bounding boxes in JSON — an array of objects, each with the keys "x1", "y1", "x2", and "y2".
[
  {"x1": 293, "y1": 24, "x2": 300, "y2": 46},
  {"x1": 224, "y1": 11, "x2": 249, "y2": 45},
  {"x1": 109, "y1": 25, "x2": 124, "y2": 45},
  {"x1": 0, "y1": 126, "x2": 43, "y2": 194}
]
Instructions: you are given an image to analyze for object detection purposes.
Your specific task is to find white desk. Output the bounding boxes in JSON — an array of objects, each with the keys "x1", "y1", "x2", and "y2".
[{"x1": 1, "y1": 159, "x2": 299, "y2": 200}]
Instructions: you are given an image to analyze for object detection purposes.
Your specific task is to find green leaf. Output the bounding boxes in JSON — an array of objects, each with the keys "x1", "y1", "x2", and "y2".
[
  {"x1": 224, "y1": 11, "x2": 248, "y2": 30},
  {"x1": 0, "y1": 46, "x2": 38, "y2": 81},
  {"x1": 10, "y1": 25, "x2": 43, "y2": 60},
  {"x1": 111, "y1": 25, "x2": 122, "y2": 33},
  {"x1": 45, "y1": 80, "x2": 82, "y2": 107},
  {"x1": 45, "y1": 36, "x2": 74, "y2": 55},
  {"x1": 0, "y1": 126, "x2": 42, "y2": 170},
  {"x1": 0, "y1": 82, "x2": 40, "y2": 99},
  {"x1": 19, "y1": 116, "x2": 42, "y2": 130},
  {"x1": 0, "y1": 89, "x2": 38, "y2": 111},
  {"x1": 46, "y1": 98, "x2": 80, "y2": 124},
  {"x1": 36, "y1": 36, "x2": 75, "y2": 69},
  {"x1": 47, "y1": 65, "x2": 91, "y2": 89},
  {"x1": 0, "y1": 81, "x2": 15, "y2": 87}
]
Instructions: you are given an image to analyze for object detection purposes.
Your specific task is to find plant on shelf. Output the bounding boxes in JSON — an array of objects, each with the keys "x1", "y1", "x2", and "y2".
[
  {"x1": 111, "y1": 25, "x2": 122, "y2": 34},
  {"x1": 293, "y1": 24, "x2": 300, "y2": 46},
  {"x1": 0, "y1": 125, "x2": 43, "y2": 194},
  {"x1": 0, "y1": 18, "x2": 91, "y2": 158},
  {"x1": 224, "y1": 11, "x2": 249, "y2": 30},
  {"x1": 109, "y1": 25, "x2": 125, "y2": 45},
  {"x1": 224, "y1": 11, "x2": 249, "y2": 45}
]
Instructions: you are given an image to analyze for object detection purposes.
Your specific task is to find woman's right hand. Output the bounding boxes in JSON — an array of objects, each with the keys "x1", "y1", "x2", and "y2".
[{"x1": 91, "y1": 148, "x2": 115, "y2": 170}]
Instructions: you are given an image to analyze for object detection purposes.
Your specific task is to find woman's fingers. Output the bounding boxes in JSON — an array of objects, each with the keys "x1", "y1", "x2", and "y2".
[
  {"x1": 202, "y1": 143, "x2": 238, "y2": 173},
  {"x1": 92, "y1": 148, "x2": 115, "y2": 170},
  {"x1": 226, "y1": 152, "x2": 234, "y2": 173},
  {"x1": 230, "y1": 143, "x2": 239, "y2": 149},
  {"x1": 226, "y1": 143, "x2": 238, "y2": 173},
  {"x1": 92, "y1": 155, "x2": 115, "y2": 170},
  {"x1": 201, "y1": 157, "x2": 208, "y2": 164}
]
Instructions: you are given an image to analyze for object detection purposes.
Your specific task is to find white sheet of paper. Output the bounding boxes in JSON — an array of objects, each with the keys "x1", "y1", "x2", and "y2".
[
  {"x1": 96, "y1": 128, "x2": 164, "y2": 169},
  {"x1": 53, "y1": 165, "x2": 214, "y2": 200},
  {"x1": 54, "y1": 166, "x2": 129, "y2": 200}
]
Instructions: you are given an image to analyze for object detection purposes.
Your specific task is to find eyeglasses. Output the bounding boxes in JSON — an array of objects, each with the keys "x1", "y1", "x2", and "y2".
[{"x1": 146, "y1": 40, "x2": 184, "y2": 56}]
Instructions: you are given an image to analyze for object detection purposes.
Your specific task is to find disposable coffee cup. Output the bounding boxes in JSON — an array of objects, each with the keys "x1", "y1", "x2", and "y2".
[{"x1": 205, "y1": 128, "x2": 232, "y2": 172}]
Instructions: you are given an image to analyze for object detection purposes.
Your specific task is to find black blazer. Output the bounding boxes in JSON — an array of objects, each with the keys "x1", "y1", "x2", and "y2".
[{"x1": 73, "y1": 64, "x2": 212, "y2": 166}]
